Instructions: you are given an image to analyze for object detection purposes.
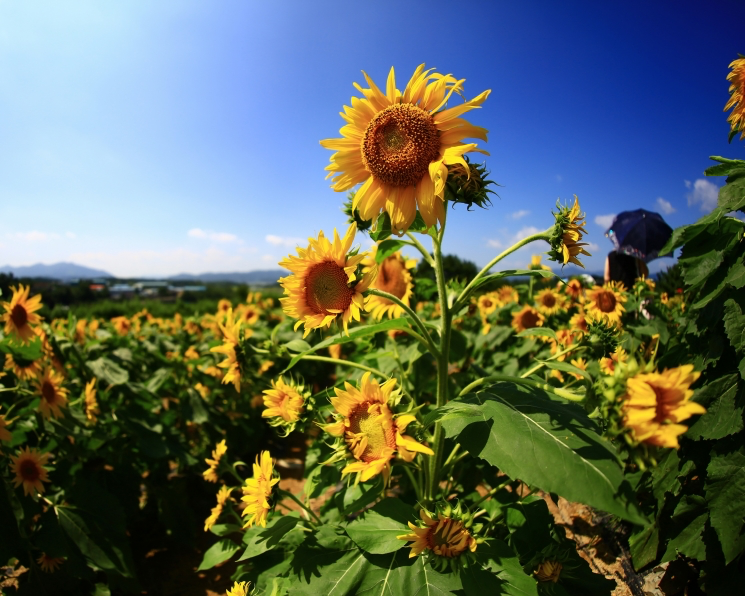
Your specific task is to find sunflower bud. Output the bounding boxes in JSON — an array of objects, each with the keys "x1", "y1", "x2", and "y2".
[{"x1": 445, "y1": 157, "x2": 497, "y2": 211}]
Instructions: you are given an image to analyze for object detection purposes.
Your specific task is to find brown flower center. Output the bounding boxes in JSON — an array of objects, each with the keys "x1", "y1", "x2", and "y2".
[
  {"x1": 42, "y1": 381, "x2": 56, "y2": 404},
  {"x1": 11, "y1": 304, "x2": 28, "y2": 329},
  {"x1": 541, "y1": 293, "x2": 556, "y2": 308},
  {"x1": 596, "y1": 291, "x2": 617, "y2": 313},
  {"x1": 20, "y1": 459, "x2": 40, "y2": 482},
  {"x1": 304, "y1": 261, "x2": 354, "y2": 316},
  {"x1": 361, "y1": 103, "x2": 441, "y2": 187},
  {"x1": 375, "y1": 257, "x2": 409, "y2": 302},
  {"x1": 519, "y1": 310, "x2": 541, "y2": 329},
  {"x1": 347, "y1": 403, "x2": 396, "y2": 462}
]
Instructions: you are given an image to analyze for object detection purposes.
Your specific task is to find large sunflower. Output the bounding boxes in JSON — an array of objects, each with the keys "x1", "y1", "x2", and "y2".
[
  {"x1": 4, "y1": 353, "x2": 42, "y2": 381},
  {"x1": 586, "y1": 283, "x2": 626, "y2": 326},
  {"x1": 1, "y1": 285, "x2": 43, "y2": 344},
  {"x1": 10, "y1": 446, "x2": 51, "y2": 496},
  {"x1": 725, "y1": 57, "x2": 745, "y2": 140},
  {"x1": 321, "y1": 372, "x2": 433, "y2": 484},
  {"x1": 362, "y1": 245, "x2": 416, "y2": 320},
  {"x1": 321, "y1": 65, "x2": 491, "y2": 234},
  {"x1": 279, "y1": 223, "x2": 375, "y2": 337},
  {"x1": 35, "y1": 368, "x2": 68, "y2": 420}
]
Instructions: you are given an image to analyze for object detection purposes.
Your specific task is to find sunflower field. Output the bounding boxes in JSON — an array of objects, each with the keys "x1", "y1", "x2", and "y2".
[{"x1": 1, "y1": 61, "x2": 745, "y2": 596}]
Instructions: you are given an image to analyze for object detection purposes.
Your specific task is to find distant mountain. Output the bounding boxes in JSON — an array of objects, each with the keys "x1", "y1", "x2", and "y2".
[
  {"x1": 167, "y1": 270, "x2": 284, "y2": 285},
  {"x1": 0, "y1": 262, "x2": 113, "y2": 280}
]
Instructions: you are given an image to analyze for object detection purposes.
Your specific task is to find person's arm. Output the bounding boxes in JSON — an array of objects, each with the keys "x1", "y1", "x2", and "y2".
[{"x1": 604, "y1": 255, "x2": 610, "y2": 283}]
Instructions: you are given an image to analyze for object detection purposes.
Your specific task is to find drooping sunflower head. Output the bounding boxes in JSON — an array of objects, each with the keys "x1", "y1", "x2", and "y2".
[
  {"x1": 362, "y1": 245, "x2": 416, "y2": 320},
  {"x1": 36, "y1": 553, "x2": 65, "y2": 574},
  {"x1": 4, "y1": 353, "x2": 42, "y2": 381},
  {"x1": 84, "y1": 378, "x2": 99, "y2": 423},
  {"x1": 10, "y1": 446, "x2": 51, "y2": 496},
  {"x1": 321, "y1": 64, "x2": 491, "y2": 234},
  {"x1": 1, "y1": 284, "x2": 43, "y2": 344},
  {"x1": 725, "y1": 56, "x2": 745, "y2": 142},
  {"x1": 36, "y1": 368, "x2": 68, "y2": 420},
  {"x1": 511, "y1": 305, "x2": 545, "y2": 333},
  {"x1": 621, "y1": 365, "x2": 704, "y2": 449},
  {"x1": 262, "y1": 377, "x2": 312, "y2": 435},
  {"x1": 241, "y1": 451, "x2": 280, "y2": 529},
  {"x1": 547, "y1": 196, "x2": 591, "y2": 268},
  {"x1": 586, "y1": 283, "x2": 627, "y2": 327},
  {"x1": 320, "y1": 372, "x2": 432, "y2": 485},
  {"x1": 279, "y1": 223, "x2": 376, "y2": 337},
  {"x1": 203, "y1": 439, "x2": 228, "y2": 483},
  {"x1": 534, "y1": 288, "x2": 566, "y2": 316}
]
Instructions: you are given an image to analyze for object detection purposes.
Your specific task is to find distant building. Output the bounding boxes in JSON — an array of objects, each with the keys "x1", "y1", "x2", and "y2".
[{"x1": 109, "y1": 284, "x2": 135, "y2": 299}]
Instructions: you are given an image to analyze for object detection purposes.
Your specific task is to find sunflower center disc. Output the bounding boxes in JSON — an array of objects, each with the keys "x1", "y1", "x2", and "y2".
[
  {"x1": 542, "y1": 294, "x2": 556, "y2": 308},
  {"x1": 361, "y1": 103, "x2": 441, "y2": 187},
  {"x1": 304, "y1": 261, "x2": 354, "y2": 316},
  {"x1": 597, "y1": 291, "x2": 617, "y2": 313},
  {"x1": 11, "y1": 304, "x2": 28, "y2": 328},
  {"x1": 20, "y1": 459, "x2": 40, "y2": 482},
  {"x1": 376, "y1": 257, "x2": 408, "y2": 301},
  {"x1": 348, "y1": 404, "x2": 395, "y2": 462},
  {"x1": 521, "y1": 310, "x2": 540, "y2": 329},
  {"x1": 41, "y1": 381, "x2": 56, "y2": 404}
]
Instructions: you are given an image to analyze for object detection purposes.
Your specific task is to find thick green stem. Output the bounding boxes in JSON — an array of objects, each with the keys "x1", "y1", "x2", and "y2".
[
  {"x1": 520, "y1": 344, "x2": 585, "y2": 378},
  {"x1": 299, "y1": 355, "x2": 387, "y2": 378},
  {"x1": 458, "y1": 374, "x2": 584, "y2": 402},
  {"x1": 277, "y1": 488, "x2": 322, "y2": 524},
  {"x1": 405, "y1": 232, "x2": 435, "y2": 266},
  {"x1": 367, "y1": 289, "x2": 440, "y2": 358}
]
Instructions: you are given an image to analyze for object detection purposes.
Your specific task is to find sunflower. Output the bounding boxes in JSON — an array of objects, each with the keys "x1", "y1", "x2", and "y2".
[
  {"x1": 1, "y1": 285, "x2": 43, "y2": 344},
  {"x1": 84, "y1": 378, "x2": 99, "y2": 423},
  {"x1": 534, "y1": 560, "x2": 562, "y2": 583},
  {"x1": 236, "y1": 303, "x2": 261, "y2": 326},
  {"x1": 262, "y1": 378, "x2": 308, "y2": 433},
  {"x1": 362, "y1": 246, "x2": 416, "y2": 320},
  {"x1": 564, "y1": 278, "x2": 584, "y2": 302},
  {"x1": 210, "y1": 309, "x2": 248, "y2": 392},
  {"x1": 4, "y1": 353, "x2": 42, "y2": 381},
  {"x1": 569, "y1": 311, "x2": 589, "y2": 337},
  {"x1": 0, "y1": 409, "x2": 12, "y2": 443},
  {"x1": 321, "y1": 372, "x2": 433, "y2": 485},
  {"x1": 204, "y1": 486, "x2": 233, "y2": 532},
  {"x1": 549, "y1": 329, "x2": 576, "y2": 361},
  {"x1": 529, "y1": 255, "x2": 552, "y2": 271},
  {"x1": 321, "y1": 64, "x2": 491, "y2": 234},
  {"x1": 241, "y1": 451, "x2": 279, "y2": 529},
  {"x1": 226, "y1": 581, "x2": 252, "y2": 596},
  {"x1": 599, "y1": 346, "x2": 628, "y2": 375},
  {"x1": 36, "y1": 553, "x2": 64, "y2": 573},
  {"x1": 511, "y1": 305, "x2": 545, "y2": 333},
  {"x1": 534, "y1": 288, "x2": 566, "y2": 316},
  {"x1": 398, "y1": 508, "x2": 477, "y2": 560},
  {"x1": 10, "y1": 447, "x2": 51, "y2": 496},
  {"x1": 279, "y1": 223, "x2": 375, "y2": 337},
  {"x1": 36, "y1": 368, "x2": 68, "y2": 420},
  {"x1": 111, "y1": 316, "x2": 131, "y2": 336},
  {"x1": 586, "y1": 283, "x2": 626, "y2": 326},
  {"x1": 725, "y1": 57, "x2": 745, "y2": 140},
  {"x1": 203, "y1": 439, "x2": 228, "y2": 483},
  {"x1": 569, "y1": 358, "x2": 588, "y2": 380},
  {"x1": 621, "y1": 365, "x2": 704, "y2": 449},
  {"x1": 496, "y1": 285, "x2": 519, "y2": 306},
  {"x1": 548, "y1": 196, "x2": 591, "y2": 268},
  {"x1": 477, "y1": 292, "x2": 499, "y2": 318}
]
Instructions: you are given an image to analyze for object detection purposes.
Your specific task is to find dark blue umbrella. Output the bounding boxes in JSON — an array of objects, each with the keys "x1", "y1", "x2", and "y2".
[{"x1": 605, "y1": 209, "x2": 673, "y2": 262}]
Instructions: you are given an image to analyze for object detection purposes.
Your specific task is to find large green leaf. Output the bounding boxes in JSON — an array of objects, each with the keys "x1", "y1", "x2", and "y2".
[
  {"x1": 86, "y1": 357, "x2": 129, "y2": 385},
  {"x1": 345, "y1": 498, "x2": 412, "y2": 555},
  {"x1": 197, "y1": 538, "x2": 241, "y2": 570},
  {"x1": 705, "y1": 446, "x2": 745, "y2": 564},
  {"x1": 463, "y1": 541, "x2": 538, "y2": 596},
  {"x1": 686, "y1": 374, "x2": 744, "y2": 440},
  {"x1": 661, "y1": 495, "x2": 707, "y2": 562},
  {"x1": 629, "y1": 524, "x2": 660, "y2": 570},
  {"x1": 239, "y1": 514, "x2": 301, "y2": 561},
  {"x1": 440, "y1": 384, "x2": 647, "y2": 524}
]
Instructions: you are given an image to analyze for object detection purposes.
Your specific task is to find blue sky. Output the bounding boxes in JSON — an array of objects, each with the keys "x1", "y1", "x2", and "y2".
[{"x1": 1, "y1": 0, "x2": 743, "y2": 278}]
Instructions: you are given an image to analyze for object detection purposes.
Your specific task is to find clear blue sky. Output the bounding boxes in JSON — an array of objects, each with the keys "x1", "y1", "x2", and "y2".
[{"x1": 1, "y1": 0, "x2": 743, "y2": 277}]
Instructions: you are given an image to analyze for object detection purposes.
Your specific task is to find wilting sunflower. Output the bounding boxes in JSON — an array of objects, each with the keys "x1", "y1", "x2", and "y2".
[
  {"x1": 4, "y1": 353, "x2": 42, "y2": 381},
  {"x1": 362, "y1": 246, "x2": 416, "y2": 320},
  {"x1": 321, "y1": 64, "x2": 491, "y2": 234},
  {"x1": 398, "y1": 508, "x2": 477, "y2": 561},
  {"x1": 621, "y1": 365, "x2": 704, "y2": 449},
  {"x1": 36, "y1": 368, "x2": 68, "y2": 420},
  {"x1": 586, "y1": 283, "x2": 626, "y2": 326},
  {"x1": 511, "y1": 305, "x2": 545, "y2": 333},
  {"x1": 725, "y1": 56, "x2": 745, "y2": 140},
  {"x1": 321, "y1": 372, "x2": 433, "y2": 485},
  {"x1": 241, "y1": 451, "x2": 279, "y2": 529},
  {"x1": 262, "y1": 377, "x2": 309, "y2": 435},
  {"x1": 534, "y1": 288, "x2": 566, "y2": 316},
  {"x1": 226, "y1": 581, "x2": 252, "y2": 596},
  {"x1": 36, "y1": 553, "x2": 65, "y2": 573},
  {"x1": 10, "y1": 447, "x2": 51, "y2": 496},
  {"x1": 203, "y1": 439, "x2": 228, "y2": 483},
  {"x1": 279, "y1": 223, "x2": 375, "y2": 337},
  {"x1": 84, "y1": 378, "x2": 99, "y2": 423},
  {"x1": 1, "y1": 284, "x2": 43, "y2": 344}
]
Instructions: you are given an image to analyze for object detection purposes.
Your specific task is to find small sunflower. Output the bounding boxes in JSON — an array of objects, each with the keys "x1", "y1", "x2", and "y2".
[
  {"x1": 262, "y1": 377, "x2": 310, "y2": 435},
  {"x1": 241, "y1": 451, "x2": 280, "y2": 529},
  {"x1": 548, "y1": 196, "x2": 591, "y2": 268},
  {"x1": 84, "y1": 378, "x2": 99, "y2": 423},
  {"x1": 10, "y1": 447, "x2": 51, "y2": 496},
  {"x1": 725, "y1": 56, "x2": 745, "y2": 141},
  {"x1": 534, "y1": 288, "x2": 566, "y2": 316},
  {"x1": 1, "y1": 285, "x2": 43, "y2": 344},
  {"x1": 477, "y1": 293, "x2": 499, "y2": 318},
  {"x1": 621, "y1": 365, "x2": 704, "y2": 449},
  {"x1": 496, "y1": 285, "x2": 519, "y2": 305},
  {"x1": 564, "y1": 278, "x2": 584, "y2": 302},
  {"x1": 36, "y1": 553, "x2": 65, "y2": 573},
  {"x1": 321, "y1": 64, "x2": 491, "y2": 234},
  {"x1": 529, "y1": 255, "x2": 553, "y2": 271},
  {"x1": 569, "y1": 358, "x2": 588, "y2": 380},
  {"x1": 320, "y1": 372, "x2": 433, "y2": 485},
  {"x1": 4, "y1": 353, "x2": 42, "y2": 381},
  {"x1": 586, "y1": 283, "x2": 627, "y2": 326},
  {"x1": 36, "y1": 368, "x2": 68, "y2": 420},
  {"x1": 511, "y1": 305, "x2": 545, "y2": 333},
  {"x1": 279, "y1": 223, "x2": 375, "y2": 337},
  {"x1": 111, "y1": 316, "x2": 131, "y2": 336},
  {"x1": 362, "y1": 246, "x2": 416, "y2": 320},
  {"x1": 203, "y1": 439, "x2": 228, "y2": 483},
  {"x1": 569, "y1": 311, "x2": 589, "y2": 337},
  {"x1": 600, "y1": 345, "x2": 628, "y2": 375},
  {"x1": 0, "y1": 409, "x2": 12, "y2": 443},
  {"x1": 226, "y1": 581, "x2": 253, "y2": 596}
]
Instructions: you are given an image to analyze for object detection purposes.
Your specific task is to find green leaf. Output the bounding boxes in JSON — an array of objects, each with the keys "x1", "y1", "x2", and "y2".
[
  {"x1": 239, "y1": 515, "x2": 301, "y2": 561},
  {"x1": 517, "y1": 327, "x2": 556, "y2": 341},
  {"x1": 536, "y1": 359, "x2": 592, "y2": 382},
  {"x1": 704, "y1": 156, "x2": 745, "y2": 178},
  {"x1": 283, "y1": 319, "x2": 412, "y2": 372},
  {"x1": 0, "y1": 336, "x2": 43, "y2": 361},
  {"x1": 724, "y1": 296, "x2": 745, "y2": 353},
  {"x1": 719, "y1": 174, "x2": 745, "y2": 212},
  {"x1": 661, "y1": 495, "x2": 708, "y2": 562},
  {"x1": 210, "y1": 523, "x2": 243, "y2": 537},
  {"x1": 197, "y1": 538, "x2": 241, "y2": 570},
  {"x1": 336, "y1": 476, "x2": 384, "y2": 516},
  {"x1": 467, "y1": 269, "x2": 557, "y2": 297},
  {"x1": 686, "y1": 374, "x2": 744, "y2": 440},
  {"x1": 369, "y1": 212, "x2": 392, "y2": 242},
  {"x1": 145, "y1": 367, "x2": 170, "y2": 393},
  {"x1": 440, "y1": 385, "x2": 647, "y2": 524},
  {"x1": 629, "y1": 524, "x2": 659, "y2": 570},
  {"x1": 705, "y1": 446, "x2": 745, "y2": 564},
  {"x1": 466, "y1": 541, "x2": 539, "y2": 596},
  {"x1": 375, "y1": 239, "x2": 407, "y2": 263},
  {"x1": 285, "y1": 339, "x2": 312, "y2": 353},
  {"x1": 86, "y1": 357, "x2": 129, "y2": 386},
  {"x1": 345, "y1": 498, "x2": 412, "y2": 554}
]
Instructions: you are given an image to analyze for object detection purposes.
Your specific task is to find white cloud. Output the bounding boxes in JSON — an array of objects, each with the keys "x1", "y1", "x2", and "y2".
[
  {"x1": 684, "y1": 180, "x2": 692, "y2": 189},
  {"x1": 486, "y1": 239, "x2": 503, "y2": 249},
  {"x1": 656, "y1": 197, "x2": 676, "y2": 215},
  {"x1": 587, "y1": 242, "x2": 600, "y2": 252},
  {"x1": 510, "y1": 210, "x2": 530, "y2": 220},
  {"x1": 187, "y1": 228, "x2": 241, "y2": 243},
  {"x1": 261, "y1": 254, "x2": 277, "y2": 263},
  {"x1": 594, "y1": 214, "x2": 616, "y2": 229},
  {"x1": 265, "y1": 234, "x2": 304, "y2": 247},
  {"x1": 10, "y1": 231, "x2": 61, "y2": 241},
  {"x1": 514, "y1": 226, "x2": 541, "y2": 241},
  {"x1": 686, "y1": 179, "x2": 719, "y2": 213}
]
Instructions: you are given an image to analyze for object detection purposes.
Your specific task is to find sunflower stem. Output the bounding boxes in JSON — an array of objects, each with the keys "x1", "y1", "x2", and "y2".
[
  {"x1": 405, "y1": 232, "x2": 435, "y2": 267},
  {"x1": 367, "y1": 289, "x2": 440, "y2": 358},
  {"x1": 298, "y1": 355, "x2": 387, "y2": 378},
  {"x1": 520, "y1": 344, "x2": 585, "y2": 379},
  {"x1": 457, "y1": 374, "x2": 584, "y2": 402},
  {"x1": 454, "y1": 229, "x2": 553, "y2": 311},
  {"x1": 402, "y1": 465, "x2": 423, "y2": 502},
  {"x1": 277, "y1": 488, "x2": 321, "y2": 524}
]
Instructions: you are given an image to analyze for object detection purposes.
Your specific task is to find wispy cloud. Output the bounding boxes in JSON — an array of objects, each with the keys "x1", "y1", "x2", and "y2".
[
  {"x1": 265, "y1": 234, "x2": 304, "y2": 247},
  {"x1": 510, "y1": 210, "x2": 530, "y2": 220},
  {"x1": 656, "y1": 197, "x2": 676, "y2": 215},
  {"x1": 594, "y1": 214, "x2": 616, "y2": 229},
  {"x1": 486, "y1": 239, "x2": 503, "y2": 249},
  {"x1": 187, "y1": 228, "x2": 241, "y2": 243},
  {"x1": 685, "y1": 179, "x2": 719, "y2": 213},
  {"x1": 8, "y1": 231, "x2": 76, "y2": 242}
]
